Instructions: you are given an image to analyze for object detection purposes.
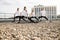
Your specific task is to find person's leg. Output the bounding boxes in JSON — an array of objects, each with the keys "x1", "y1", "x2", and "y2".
[
  {"x1": 28, "y1": 17, "x2": 35, "y2": 23},
  {"x1": 18, "y1": 16, "x2": 21, "y2": 23},
  {"x1": 38, "y1": 16, "x2": 42, "y2": 19},
  {"x1": 13, "y1": 17, "x2": 15, "y2": 22},
  {"x1": 12, "y1": 16, "x2": 18, "y2": 22},
  {"x1": 34, "y1": 17, "x2": 39, "y2": 21},
  {"x1": 22, "y1": 16, "x2": 28, "y2": 22},
  {"x1": 42, "y1": 16, "x2": 48, "y2": 20},
  {"x1": 38, "y1": 16, "x2": 42, "y2": 21},
  {"x1": 31, "y1": 16, "x2": 39, "y2": 23}
]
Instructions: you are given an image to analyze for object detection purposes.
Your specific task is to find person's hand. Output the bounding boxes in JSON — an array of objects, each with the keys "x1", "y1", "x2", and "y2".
[
  {"x1": 20, "y1": 12, "x2": 21, "y2": 16},
  {"x1": 25, "y1": 10, "x2": 27, "y2": 12},
  {"x1": 29, "y1": 13, "x2": 32, "y2": 17},
  {"x1": 14, "y1": 13, "x2": 15, "y2": 17}
]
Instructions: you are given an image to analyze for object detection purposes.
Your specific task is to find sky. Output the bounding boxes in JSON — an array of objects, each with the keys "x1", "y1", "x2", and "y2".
[{"x1": 0, "y1": 0, "x2": 60, "y2": 15}]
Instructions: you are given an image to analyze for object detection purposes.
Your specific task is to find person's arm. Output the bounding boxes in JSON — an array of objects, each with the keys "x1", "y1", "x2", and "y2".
[
  {"x1": 20, "y1": 12, "x2": 22, "y2": 16},
  {"x1": 45, "y1": 10, "x2": 47, "y2": 17},
  {"x1": 26, "y1": 10, "x2": 28, "y2": 16},
  {"x1": 14, "y1": 13, "x2": 15, "y2": 17},
  {"x1": 27, "y1": 13, "x2": 28, "y2": 16},
  {"x1": 31, "y1": 9, "x2": 34, "y2": 16},
  {"x1": 14, "y1": 12, "x2": 16, "y2": 17}
]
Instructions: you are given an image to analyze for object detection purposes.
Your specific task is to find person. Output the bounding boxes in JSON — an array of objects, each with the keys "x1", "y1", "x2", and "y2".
[
  {"x1": 21, "y1": 7, "x2": 38, "y2": 23},
  {"x1": 13, "y1": 8, "x2": 21, "y2": 23},
  {"x1": 38, "y1": 8, "x2": 48, "y2": 21},
  {"x1": 28, "y1": 8, "x2": 39, "y2": 23},
  {"x1": 20, "y1": 6, "x2": 28, "y2": 22}
]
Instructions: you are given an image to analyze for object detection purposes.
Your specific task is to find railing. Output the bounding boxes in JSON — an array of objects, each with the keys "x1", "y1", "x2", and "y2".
[
  {"x1": 0, "y1": 13, "x2": 14, "y2": 21},
  {"x1": 0, "y1": 13, "x2": 60, "y2": 22},
  {"x1": 0, "y1": 13, "x2": 14, "y2": 18}
]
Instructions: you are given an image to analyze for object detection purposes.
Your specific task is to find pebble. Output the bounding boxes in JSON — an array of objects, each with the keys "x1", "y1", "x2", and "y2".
[{"x1": 0, "y1": 21, "x2": 59, "y2": 40}]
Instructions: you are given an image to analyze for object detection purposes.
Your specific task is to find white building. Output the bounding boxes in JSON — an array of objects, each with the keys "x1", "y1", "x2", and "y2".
[{"x1": 34, "y1": 5, "x2": 57, "y2": 20}]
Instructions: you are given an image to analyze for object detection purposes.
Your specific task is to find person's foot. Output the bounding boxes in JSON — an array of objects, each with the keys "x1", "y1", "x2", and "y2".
[
  {"x1": 35, "y1": 21, "x2": 39, "y2": 23},
  {"x1": 28, "y1": 21, "x2": 32, "y2": 23},
  {"x1": 17, "y1": 22, "x2": 20, "y2": 23},
  {"x1": 28, "y1": 21, "x2": 34, "y2": 23},
  {"x1": 12, "y1": 21, "x2": 15, "y2": 22},
  {"x1": 32, "y1": 21, "x2": 38, "y2": 23},
  {"x1": 47, "y1": 19, "x2": 48, "y2": 20},
  {"x1": 39, "y1": 20, "x2": 42, "y2": 21}
]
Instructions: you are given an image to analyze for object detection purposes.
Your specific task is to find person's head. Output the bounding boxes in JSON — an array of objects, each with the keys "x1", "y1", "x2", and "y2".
[
  {"x1": 24, "y1": 6, "x2": 26, "y2": 10},
  {"x1": 17, "y1": 8, "x2": 19, "y2": 11},
  {"x1": 31, "y1": 8, "x2": 34, "y2": 12},
  {"x1": 41, "y1": 8, "x2": 44, "y2": 11}
]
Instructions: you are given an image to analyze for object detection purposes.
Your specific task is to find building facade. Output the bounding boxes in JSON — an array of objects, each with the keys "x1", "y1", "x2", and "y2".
[{"x1": 34, "y1": 5, "x2": 57, "y2": 20}]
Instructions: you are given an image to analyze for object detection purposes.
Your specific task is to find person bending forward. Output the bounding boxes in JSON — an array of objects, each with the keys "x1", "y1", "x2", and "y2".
[
  {"x1": 39, "y1": 8, "x2": 48, "y2": 21},
  {"x1": 13, "y1": 8, "x2": 21, "y2": 23}
]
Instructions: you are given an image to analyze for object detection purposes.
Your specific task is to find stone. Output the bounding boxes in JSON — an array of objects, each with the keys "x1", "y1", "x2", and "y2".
[
  {"x1": 32, "y1": 37, "x2": 41, "y2": 40},
  {"x1": 11, "y1": 34, "x2": 16, "y2": 38},
  {"x1": 0, "y1": 37, "x2": 2, "y2": 40},
  {"x1": 0, "y1": 21, "x2": 59, "y2": 40},
  {"x1": 58, "y1": 38, "x2": 60, "y2": 40}
]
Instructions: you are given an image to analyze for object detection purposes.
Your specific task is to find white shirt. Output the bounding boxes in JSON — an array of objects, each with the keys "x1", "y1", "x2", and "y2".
[
  {"x1": 15, "y1": 11, "x2": 20, "y2": 16},
  {"x1": 40, "y1": 10, "x2": 46, "y2": 16},
  {"x1": 29, "y1": 12, "x2": 35, "y2": 17},
  {"x1": 21, "y1": 10, "x2": 28, "y2": 17}
]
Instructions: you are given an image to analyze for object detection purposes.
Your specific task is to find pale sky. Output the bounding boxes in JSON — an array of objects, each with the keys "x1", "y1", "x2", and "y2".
[{"x1": 0, "y1": 0, "x2": 60, "y2": 15}]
